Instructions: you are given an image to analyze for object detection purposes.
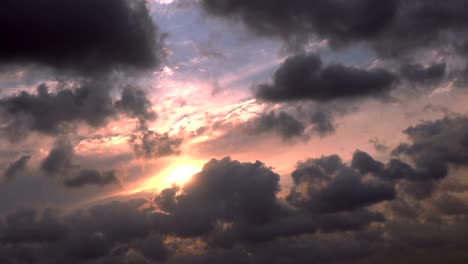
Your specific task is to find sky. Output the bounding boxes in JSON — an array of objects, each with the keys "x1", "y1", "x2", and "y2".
[{"x1": 1, "y1": 0, "x2": 468, "y2": 263}]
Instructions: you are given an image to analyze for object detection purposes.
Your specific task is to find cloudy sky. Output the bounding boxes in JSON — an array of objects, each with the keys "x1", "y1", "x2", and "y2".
[{"x1": 1, "y1": 0, "x2": 468, "y2": 263}]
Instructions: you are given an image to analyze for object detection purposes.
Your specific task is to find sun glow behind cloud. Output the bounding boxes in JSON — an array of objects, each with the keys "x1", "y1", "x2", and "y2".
[
  {"x1": 165, "y1": 164, "x2": 199, "y2": 184},
  {"x1": 142, "y1": 158, "x2": 204, "y2": 191}
]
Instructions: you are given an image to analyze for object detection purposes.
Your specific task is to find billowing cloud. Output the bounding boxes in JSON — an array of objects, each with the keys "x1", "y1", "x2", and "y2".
[
  {"x1": 201, "y1": 0, "x2": 398, "y2": 49},
  {"x1": 201, "y1": 0, "x2": 468, "y2": 57},
  {"x1": 0, "y1": 147, "x2": 467, "y2": 263},
  {"x1": 255, "y1": 53, "x2": 396, "y2": 102},
  {"x1": 244, "y1": 111, "x2": 306, "y2": 140},
  {"x1": 115, "y1": 87, "x2": 157, "y2": 127},
  {"x1": 41, "y1": 140, "x2": 74, "y2": 174},
  {"x1": 40, "y1": 140, "x2": 121, "y2": 188},
  {"x1": 0, "y1": 199, "x2": 169, "y2": 264},
  {"x1": 288, "y1": 155, "x2": 396, "y2": 213},
  {"x1": 131, "y1": 130, "x2": 182, "y2": 159},
  {"x1": 0, "y1": 0, "x2": 164, "y2": 74},
  {"x1": 0, "y1": 81, "x2": 159, "y2": 141},
  {"x1": 394, "y1": 116, "x2": 468, "y2": 181}
]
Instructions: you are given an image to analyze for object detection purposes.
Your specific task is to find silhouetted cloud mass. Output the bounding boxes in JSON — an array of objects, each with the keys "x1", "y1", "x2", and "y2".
[
  {"x1": 0, "y1": 0, "x2": 164, "y2": 74},
  {"x1": 255, "y1": 53, "x2": 396, "y2": 102}
]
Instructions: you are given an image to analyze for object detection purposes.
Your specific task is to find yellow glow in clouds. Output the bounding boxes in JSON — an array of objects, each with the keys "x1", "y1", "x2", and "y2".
[{"x1": 165, "y1": 164, "x2": 199, "y2": 185}]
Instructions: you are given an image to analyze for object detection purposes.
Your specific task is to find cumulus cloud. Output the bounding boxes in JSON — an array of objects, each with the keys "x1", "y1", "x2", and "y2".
[
  {"x1": 244, "y1": 111, "x2": 306, "y2": 140},
  {"x1": 201, "y1": 0, "x2": 468, "y2": 58},
  {"x1": 40, "y1": 140, "x2": 120, "y2": 188},
  {"x1": 0, "y1": 81, "x2": 159, "y2": 141},
  {"x1": 288, "y1": 155, "x2": 396, "y2": 213},
  {"x1": 41, "y1": 140, "x2": 74, "y2": 174},
  {"x1": 115, "y1": 87, "x2": 157, "y2": 127},
  {"x1": 131, "y1": 130, "x2": 183, "y2": 159},
  {"x1": 201, "y1": 0, "x2": 398, "y2": 49},
  {"x1": 1, "y1": 145, "x2": 468, "y2": 263},
  {"x1": 394, "y1": 116, "x2": 468, "y2": 181},
  {"x1": 0, "y1": 0, "x2": 165, "y2": 74},
  {"x1": 255, "y1": 53, "x2": 396, "y2": 102},
  {"x1": 0, "y1": 199, "x2": 169, "y2": 264}
]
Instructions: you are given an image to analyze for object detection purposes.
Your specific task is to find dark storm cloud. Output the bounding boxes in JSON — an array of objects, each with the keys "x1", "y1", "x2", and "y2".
[
  {"x1": 2, "y1": 155, "x2": 30, "y2": 181},
  {"x1": 352, "y1": 150, "x2": 421, "y2": 183},
  {"x1": 131, "y1": 130, "x2": 182, "y2": 159},
  {"x1": 349, "y1": 116, "x2": 468, "y2": 199},
  {"x1": 245, "y1": 111, "x2": 306, "y2": 140},
  {"x1": 308, "y1": 110, "x2": 336, "y2": 136},
  {"x1": 0, "y1": 199, "x2": 169, "y2": 264},
  {"x1": 201, "y1": 0, "x2": 468, "y2": 57},
  {"x1": 115, "y1": 88, "x2": 157, "y2": 127},
  {"x1": 201, "y1": 0, "x2": 398, "y2": 48},
  {"x1": 0, "y1": 82, "x2": 159, "y2": 147},
  {"x1": 201, "y1": 0, "x2": 468, "y2": 105},
  {"x1": 433, "y1": 194, "x2": 468, "y2": 216},
  {"x1": 152, "y1": 157, "x2": 386, "y2": 246},
  {"x1": 400, "y1": 63, "x2": 447, "y2": 83},
  {"x1": 287, "y1": 155, "x2": 396, "y2": 213},
  {"x1": 1, "y1": 152, "x2": 468, "y2": 263},
  {"x1": 393, "y1": 116, "x2": 468, "y2": 181},
  {"x1": 0, "y1": 0, "x2": 164, "y2": 74},
  {"x1": 64, "y1": 170, "x2": 119, "y2": 188},
  {"x1": 0, "y1": 209, "x2": 67, "y2": 244},
  {"x1": 244, "y1": 109, "x2": 336, "y2": 140},
  {"x1": 255, "y1": 53, "x2": 396, "y2": 102},
  {"x1": 153, "y1": 157, "x2": 281, "y2": 237},
  {"x1": 0, "y1": 0, "x2": 167, "y2": 157},
  {"x1": 41, "y1": 140, "x2": 74, "y2": 174},
  {"x1": 0, "y1": 81, "x2": 115, "y2": 140},
  {"x1": 40, "y1": 140, "x2": 121, "y2": 188}
]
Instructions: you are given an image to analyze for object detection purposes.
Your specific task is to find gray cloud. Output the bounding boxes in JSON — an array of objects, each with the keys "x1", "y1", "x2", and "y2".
[
  {"x1": 40, "y1": 140, "x2": 121, "y2": 188},
  {"x1": 255, "y1": 53, "x2": 396, "y2": 102},
  {"x1": 64, "y1": 170, "x2": 119, "y2": 189},
  {"x1": 115, "y1": 87, "x2": 157, "y2": 127},
  {"x1": 41, "y1": 140, "x2": 74, "y2": 174},
  {"x1": 244, "y1": 111, "x2": 306, "y2": 140},
  {"x1": 201, "y1": 0, "x2": 468, "y2": 58},
  {"x1": 131, "y1": 131, "x2": 183, "y2": 159},
  {"x1": 0, "y1": 147, "x2": 468, "y2": 263},
  {"x1": 393, "y1": 116, "x2": 468, "y2": 181},
  {"x1": 2, "y1": 155, "x2": 30, "y2": 181},
  {"x1": 288, "y1": 155, "x2": 396, "y2": 213},
  {"x1": 0, "y1": 0, "x2": 164, "y2": 74},
  {"x1": 400, "y1": 62, "x2": 447, "y2": 83}
]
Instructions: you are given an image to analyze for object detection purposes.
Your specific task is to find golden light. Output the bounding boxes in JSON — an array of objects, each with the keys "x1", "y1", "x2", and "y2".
[
  {"x1": 165, "y1": 164, "x2": 199, "y2": 185},
  {"x1": 133, "y1": 159, "x2": 204, "y2": 193}
]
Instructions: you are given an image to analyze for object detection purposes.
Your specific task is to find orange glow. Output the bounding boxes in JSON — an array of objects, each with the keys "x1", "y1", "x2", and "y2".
[
  {"x1": 141, "y1": 159, "x2": 204, "y2": 191},
  {"x1": 165, "y1": 164, "x2": 199, "y2": 185}
]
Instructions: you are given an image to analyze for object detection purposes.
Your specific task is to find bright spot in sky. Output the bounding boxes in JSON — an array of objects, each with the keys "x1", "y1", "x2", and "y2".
[
  {"x1": 140, "y1": 159, "x2": 204, "y2": 192},
  {"x1": 165, "y1": 164, "x2": 199, "y2": 185},
  {"x1": 153, "y1": 0, "x2": 173, "y2": 4}
]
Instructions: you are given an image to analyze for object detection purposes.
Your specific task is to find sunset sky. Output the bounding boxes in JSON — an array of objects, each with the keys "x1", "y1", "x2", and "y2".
[{"x1": 1, "y1": 0, "x2": 468, "y2": 263}]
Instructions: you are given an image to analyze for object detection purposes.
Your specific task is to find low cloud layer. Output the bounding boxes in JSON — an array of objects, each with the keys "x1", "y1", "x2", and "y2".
[{"x1": 2, "y1": 116, "x2": 468, "y2": 263}]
